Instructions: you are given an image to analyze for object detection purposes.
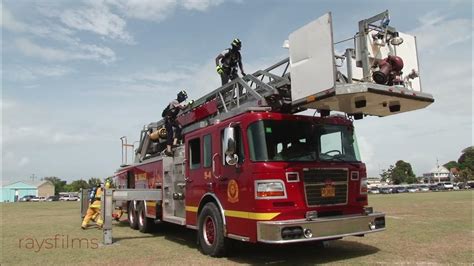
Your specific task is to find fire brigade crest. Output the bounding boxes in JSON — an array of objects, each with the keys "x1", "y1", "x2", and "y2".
[{"x1": 227, "y1": 179, "x2": 239, "y2": 203}]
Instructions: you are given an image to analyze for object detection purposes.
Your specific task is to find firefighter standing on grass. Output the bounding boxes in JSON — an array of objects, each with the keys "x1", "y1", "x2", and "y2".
[{"x1": 215, "y1": 38, "x2": 246, "y2": 85}]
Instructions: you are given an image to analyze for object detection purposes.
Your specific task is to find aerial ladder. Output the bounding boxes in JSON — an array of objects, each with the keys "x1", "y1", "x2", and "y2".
[{"x1": 133, "y1": 10, "x2": 434, "y2": 164}]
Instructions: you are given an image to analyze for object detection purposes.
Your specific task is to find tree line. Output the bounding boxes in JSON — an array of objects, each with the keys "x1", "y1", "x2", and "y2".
[
  {"x1": 380, "y1": 146, "x2": 474, "y2": 184},
  {"x1": 43, "y1": 177, "x2": 102, "y2": 195}
]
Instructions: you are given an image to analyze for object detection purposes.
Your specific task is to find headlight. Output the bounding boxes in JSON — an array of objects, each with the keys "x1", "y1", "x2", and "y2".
[
  {"x1": 255, "y1": 180, "x2": 287, "y2": 199},
  {"x1": 360, "y1": 178, "x2": 368, "y2": 194}
]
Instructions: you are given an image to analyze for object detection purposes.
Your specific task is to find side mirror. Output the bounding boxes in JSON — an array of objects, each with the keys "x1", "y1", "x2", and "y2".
[
  {"x1": 223, "y1": 127, "x2": 236, "y2": 156},
  {"x1": 225, "y1": 154, "x2": 239, "y2": 166}
]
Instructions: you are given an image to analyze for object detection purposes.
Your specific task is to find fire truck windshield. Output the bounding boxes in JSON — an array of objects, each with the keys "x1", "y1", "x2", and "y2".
[{"x1": 247, "y1": 120, "x2": 361, "y2": 162}]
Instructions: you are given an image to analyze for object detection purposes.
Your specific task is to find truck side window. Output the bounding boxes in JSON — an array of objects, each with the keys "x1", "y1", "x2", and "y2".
[
  {"x1": 189, "y1": 138, "x2": 201, "y2": 170},
  {"x1": 221, "y1": 126, "x2": 244, "y2": 165},
  {"x1": 203, "y1": 134, "x2": 212, "y2": 168}
]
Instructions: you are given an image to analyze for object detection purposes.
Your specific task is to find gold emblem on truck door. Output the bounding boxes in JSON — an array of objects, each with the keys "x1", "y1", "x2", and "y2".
[{"x1": 227, "y1": 179, "x2": 239, "y2": 203}]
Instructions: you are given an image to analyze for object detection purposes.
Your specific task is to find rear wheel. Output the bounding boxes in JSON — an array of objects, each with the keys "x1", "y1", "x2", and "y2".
[
  {"x1": 128, "y1": 202, "x2": 139, "y2": 230},
  {"x1": 137, "y1": 202, "x2": 153, "y2": 233},
  {"x1": 198, "y1": 203, "x2": 227, "y2": 257}
]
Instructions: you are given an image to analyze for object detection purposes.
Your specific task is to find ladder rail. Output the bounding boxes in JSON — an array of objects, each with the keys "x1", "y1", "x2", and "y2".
[{"x1": 135, "y1": 57, "x2": 292, "y2": 162}]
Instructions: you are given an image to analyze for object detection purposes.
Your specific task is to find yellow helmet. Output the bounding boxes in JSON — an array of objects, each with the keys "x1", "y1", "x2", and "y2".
[{"x1": 105, "y1": 178, "x2": 112, "y2": 189}]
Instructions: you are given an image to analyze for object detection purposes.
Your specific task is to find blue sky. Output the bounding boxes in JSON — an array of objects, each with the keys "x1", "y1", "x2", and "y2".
[{"x1": 1, "y1": 0, "x2": 472, "y2": 183}]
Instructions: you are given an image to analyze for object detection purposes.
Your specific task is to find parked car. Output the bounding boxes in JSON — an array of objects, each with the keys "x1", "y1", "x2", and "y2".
[
  {"x1": 46, "y1": 195, "x2": 60, "y2": 201},
  {"x1": 467, "y1": 181, "x2": 474, "y2": 189},
  {"x1": 395, "y1": 186, "x2": 408, "y2": 193},
  {"x1": 19, "y1": 195, "x2": 36, "y2": 202},
  {"x1": 59, "y1": 195, "x2": 80, "y2": 201},
  {"x1": 429, "y1": 184, "x2": 440, "y2": 191},
  {"x1": 369, "y1": 187, "x2": 380, "y2": 194},
  {"x1": 438, "y1": 182, "x2": 454, "y2": 190},
  {"x1": 418, "y1": 185, "x2": 430, "y2": 192},
  {"x1": 31, "y1": 196, "x2": 46, "y2": 202},
  {"x1": 407, "y1": 186, "x2": 418, "y2": 193},
  {"x1": 380, "y1": 187, "x2": 392, "y2": 194}
]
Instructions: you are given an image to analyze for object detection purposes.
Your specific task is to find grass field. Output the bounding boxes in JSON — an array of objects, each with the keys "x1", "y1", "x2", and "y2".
[{"x1": 1, "y1": 191, "x2": 472, "y2": 265}]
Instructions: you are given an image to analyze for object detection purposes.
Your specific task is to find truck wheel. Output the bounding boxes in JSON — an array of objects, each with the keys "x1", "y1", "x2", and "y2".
[
  {"x1": 128, "y1": 202, "x2": 139, "y2": 230},
  {"x1": 198, "y1": 203, "x2": 227, "y2": 257},
  {"x1": 137, "y1": 202, "x2": 153, "y2": 233}
]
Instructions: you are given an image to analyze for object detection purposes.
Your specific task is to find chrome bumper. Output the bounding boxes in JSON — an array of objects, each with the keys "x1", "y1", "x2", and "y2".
[{"x1": 257, "y1": 212, "x2": 385, "y2": 244}]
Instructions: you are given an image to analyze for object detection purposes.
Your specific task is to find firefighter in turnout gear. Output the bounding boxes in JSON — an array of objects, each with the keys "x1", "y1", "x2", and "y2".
[
  {"x1": 162, "y1": 90, "x2": 194, "y2": 156},
  {"x1": 215, "y1": 38, "x2": 246, "y2": 85},
  {"x1": 81, "y1": 181, "x2": 109, "y2": 229}
]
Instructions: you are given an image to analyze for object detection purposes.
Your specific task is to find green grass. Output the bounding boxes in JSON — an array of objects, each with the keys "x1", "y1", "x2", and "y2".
[{"x1": 1, "y1": 191, "x2": 472, "y2": 265}]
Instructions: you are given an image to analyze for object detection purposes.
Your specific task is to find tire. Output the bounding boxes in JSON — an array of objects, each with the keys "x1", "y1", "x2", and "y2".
[
  {"x1": 137, "y1": 202, "x2": 153, "y2": 233},
  {"x1": 198, "y1": 203, "x2": 227, "y2": 257},
  {"x1": 128, "y1": 202, "x2": 139, "y2": 230}
]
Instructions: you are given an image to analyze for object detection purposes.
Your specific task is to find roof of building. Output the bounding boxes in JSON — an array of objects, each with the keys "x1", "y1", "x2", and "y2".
[
  {"x1": 2, "y1": 180, "x2": 53, "y2": 188},
  {"x1": 429, "y1": 165, "x2": 450, "y2": 174}
]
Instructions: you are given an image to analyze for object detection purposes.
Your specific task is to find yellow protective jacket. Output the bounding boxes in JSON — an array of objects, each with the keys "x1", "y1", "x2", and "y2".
[{"x1": 90, "y1": 187, "x2": 103, "y2": 208}]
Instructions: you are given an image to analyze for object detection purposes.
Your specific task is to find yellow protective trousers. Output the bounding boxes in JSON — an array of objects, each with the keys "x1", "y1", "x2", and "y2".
[{"x1": 81, "y1": 200, "x2": 103, "y2": 227}]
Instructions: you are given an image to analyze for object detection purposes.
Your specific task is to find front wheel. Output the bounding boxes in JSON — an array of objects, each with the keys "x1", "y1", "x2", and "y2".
[{"x1": 198, "y1": 203, "x2": 227, "y2": 257}]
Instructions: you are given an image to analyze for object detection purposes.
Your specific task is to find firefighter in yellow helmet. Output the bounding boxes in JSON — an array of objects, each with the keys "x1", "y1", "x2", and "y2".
[
  {"x1": 81, "y1": 181, "x2": 109, "y2": 229},
  {"x1": 104, "y1": 177, "x2": 124, "y2": 221}
]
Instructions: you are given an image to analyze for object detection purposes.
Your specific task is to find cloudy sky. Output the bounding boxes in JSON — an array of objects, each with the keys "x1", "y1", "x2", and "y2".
[{"x1": 1, "y1": 0, "x2": 472, "y2": 184}]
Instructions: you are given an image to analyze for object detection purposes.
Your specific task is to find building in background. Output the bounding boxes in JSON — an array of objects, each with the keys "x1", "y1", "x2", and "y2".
[
  {"x1": 0, "y1": 180, "x2": 55, "y2": 202},
  {"x1": 423, "y1": 165, "x2": 451, "y2": 183},
  {"x1": 367, "y1": 176, "x2": 383, "y2": 188}
]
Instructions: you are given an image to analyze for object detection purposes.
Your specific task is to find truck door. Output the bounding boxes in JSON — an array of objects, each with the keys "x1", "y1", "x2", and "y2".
[
  {"x1": 185, "y1": 134, "x2": 212, "y2": 226},
  {"x1": 220, "y1": 125, "x2": 245, "y2": 180},
  {"x1": 218, "y1": 125, "x2": 246, "y2": 211}
]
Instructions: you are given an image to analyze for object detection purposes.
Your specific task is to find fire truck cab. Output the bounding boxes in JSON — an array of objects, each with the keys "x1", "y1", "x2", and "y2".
[{"x1": 115, "y1": 110, "x2": 384, "y2": 256}]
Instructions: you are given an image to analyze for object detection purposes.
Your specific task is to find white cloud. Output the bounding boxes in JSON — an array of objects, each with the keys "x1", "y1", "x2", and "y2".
[
  {"x1": 15, "y1": 38, "x2": 116, "y2": 63},
  {"x1": 181, "y1": 0, "x2": 224, "y2": 11},
  {"x1": 4, "y1": 124, "x2": 89, "y2": 145},
  {"x1": 60, "y1": 1, "x2": 134, "y2": 43},
  {"x1": 5, "y1": 65, "x2": 74, "y2": 82},
  {"x1": 117, "y1": 69, "x2": 193, "y2": 83},
  {"x1": 0, "y1": 2, "x2": 27, "y2": 32},
  {"x1": 18, "y1": 157, "x2": 31, "y2": 167},
  {"x1": 109, "y1": 0, "x2": 177, "y2": 22},
  {"x1": 410, "y1": 14, "x2": 472, "y2": 52},
  {"x1": 107, "y1": 0, "x2": 224, "y2": 22}
]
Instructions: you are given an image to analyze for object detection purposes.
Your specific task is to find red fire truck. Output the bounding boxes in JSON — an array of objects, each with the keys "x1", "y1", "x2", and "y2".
[{"x1": 113, "y1": 11, "x2": 433, "y2": 256}]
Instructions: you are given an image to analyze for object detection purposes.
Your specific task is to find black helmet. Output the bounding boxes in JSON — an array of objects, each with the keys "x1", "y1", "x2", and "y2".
[
  {"x1": 177, "y1": 90, "x2": 188, "y2": 102},
  {"x1": 231, "y1": 38, "x2": 242, "y2": 50}
]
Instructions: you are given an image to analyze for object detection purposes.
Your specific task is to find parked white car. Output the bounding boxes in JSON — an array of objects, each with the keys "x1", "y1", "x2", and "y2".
[
  {"x1": 407, "y1": 186, "x2": 418, "y2": 193},
  {"x1": 59, "y1": 195, "x2": 80, "y2": 201},
  {"x1": 418, "y1": 185, "x2": 430, "y2": 192},
  {"x1": 440, "y1": 182, "x2": 454, "y2": 190},
  {"x1": 31, "y1": 196, "x2": 46, "y2": 202}
]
